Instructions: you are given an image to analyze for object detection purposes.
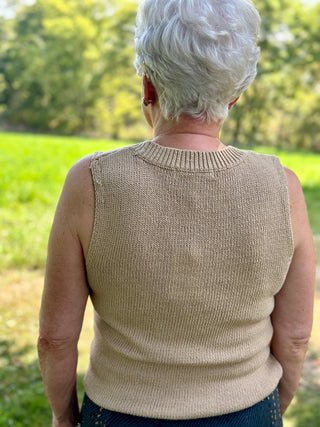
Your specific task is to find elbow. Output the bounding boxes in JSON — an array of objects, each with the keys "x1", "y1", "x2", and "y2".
[
  {"x1": 37, "y1": 335, "x2": 77, "y2": 356},
  {"x1": 272, "y1": 332, "x2": 311, "y2": 360},
  {"x1": 271, "y1": 320, "x2": 312, "y2": 350},
  {"x1": 288, "y1": 336, "x2": 310, "y2": 356},
  {"x1": 38, "y1": 335, "x2": 58, "y2": 351}
]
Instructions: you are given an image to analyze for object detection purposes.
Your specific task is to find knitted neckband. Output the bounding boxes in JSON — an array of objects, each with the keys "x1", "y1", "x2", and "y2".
[{"x1": 133, "y1": 139, "x2": 247, "y2": 172}]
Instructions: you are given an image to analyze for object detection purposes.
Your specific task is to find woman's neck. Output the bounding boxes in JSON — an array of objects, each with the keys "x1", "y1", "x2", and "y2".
[{"x1": 152, "y1": 114, "x2": 225, "y2": 152}]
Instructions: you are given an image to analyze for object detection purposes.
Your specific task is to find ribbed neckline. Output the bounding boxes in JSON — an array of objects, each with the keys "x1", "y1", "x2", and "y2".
[{"x1": 133, "y1": 140, "x2": 247, "y2": 172}]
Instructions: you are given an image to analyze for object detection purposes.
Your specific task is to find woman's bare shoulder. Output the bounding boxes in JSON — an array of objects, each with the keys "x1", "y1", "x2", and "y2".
[
  {"x1": 58, "y1": 155, "x2": 94, "y2": 256},
  {"x1": 283, "y1": 166, "x2": 302, "y2": 194},
  {"x1": 65, "y1": 155, "x2": 94, "y2": 193},
  {"x1": 62, "y1": 155, "x2": 94, "y2": 208},
  {"x1": 282, "y1": 166, "x2": 312, "y2": 251}
]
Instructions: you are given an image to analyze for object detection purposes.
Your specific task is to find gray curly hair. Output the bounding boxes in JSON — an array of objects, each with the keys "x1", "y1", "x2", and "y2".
[{"x1": 135, "y1": 0, "x2": 261, "y2": 123}]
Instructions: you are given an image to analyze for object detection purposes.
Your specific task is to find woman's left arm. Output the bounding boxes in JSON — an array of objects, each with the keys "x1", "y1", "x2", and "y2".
[{"x1": 38, "y1": 157, "x2": 93, "y2": 427}]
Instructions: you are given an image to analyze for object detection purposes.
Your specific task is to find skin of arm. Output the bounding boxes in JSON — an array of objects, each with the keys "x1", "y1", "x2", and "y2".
[
  {"x1": 38, "y1": 156, "x2": 94, "y2": 427},
  {"x1": 271, "y1": 167, "x2": 316, "y2": 415}
]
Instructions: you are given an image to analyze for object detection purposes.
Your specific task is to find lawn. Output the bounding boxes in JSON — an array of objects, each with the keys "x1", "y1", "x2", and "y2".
[
  {"x1": 0, "y1": 132, "x2": 134, "y2": 271},
  {"x1": 0, "y1": 133, "x2": 319, "y2": 271},
  {"x1": 0, "y1": 132, "x2": 319, "y2": 426}
]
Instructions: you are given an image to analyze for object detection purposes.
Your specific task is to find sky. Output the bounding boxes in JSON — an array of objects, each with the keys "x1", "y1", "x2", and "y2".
[{"x1": 0, "y1": 0, "x2": 35, "y2": 19}]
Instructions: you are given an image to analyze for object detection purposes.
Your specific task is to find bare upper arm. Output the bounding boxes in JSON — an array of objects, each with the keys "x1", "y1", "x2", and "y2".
[
  {"x1": 39, "y1": 155, "x2": 94, "y2": 343},
  {"x1": 271, "y1": 167, "x2": 315, "y2": 343}
]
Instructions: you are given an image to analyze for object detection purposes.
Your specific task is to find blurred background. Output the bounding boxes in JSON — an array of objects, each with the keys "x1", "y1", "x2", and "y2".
[
  {"x1": 0, "y1": 0, "x2": 320, "y2": 148},
  {"x1": 0, "y1": 0, "x2": 319, "y2": 425}
]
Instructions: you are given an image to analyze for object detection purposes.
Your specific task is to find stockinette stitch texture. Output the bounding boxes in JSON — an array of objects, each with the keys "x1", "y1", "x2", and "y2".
[{"x1": 84, "y1": 140, "x2": 293, "y2": 419}]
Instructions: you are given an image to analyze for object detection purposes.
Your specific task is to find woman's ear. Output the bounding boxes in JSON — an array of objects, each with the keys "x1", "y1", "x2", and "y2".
[
  {"x1": 143, "y1": 75, "x2": 156, "y2": 106},
  {"x1": 228, "y1": 97, "x2": 240, "y2": 110}
]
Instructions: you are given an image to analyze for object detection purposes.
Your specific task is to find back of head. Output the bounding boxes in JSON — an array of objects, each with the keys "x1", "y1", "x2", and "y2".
[{"x1": 135, "y1": 0, "x2": 261, "y2": 123}]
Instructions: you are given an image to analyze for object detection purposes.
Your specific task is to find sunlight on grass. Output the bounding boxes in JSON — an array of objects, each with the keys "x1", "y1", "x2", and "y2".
[
  {"x1": 0, "y1": 132, "x2": 133, "y2": 270},
  {"x1": 1, "y1": 132, "x2": 319, "y2": 271},
  {"x1": 283, "y1": 418, "x2": 295, "y2": 427},
  {"x1": 1, "y1": 268, "x2": 319, "y2": 427},
  {"x1": 1, "y1": 132, "x2": 319, "y2": 425}
]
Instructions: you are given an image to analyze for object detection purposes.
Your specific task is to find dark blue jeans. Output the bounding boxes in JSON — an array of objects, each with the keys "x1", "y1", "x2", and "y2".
[{"x1": 80, "y1": 388, "x2": 283, "y2": 426}]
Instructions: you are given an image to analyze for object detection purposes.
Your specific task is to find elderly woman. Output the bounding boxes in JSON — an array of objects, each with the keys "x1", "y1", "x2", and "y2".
[{"x1": 38, "y1": 0, "x2": 315, "y2": 426}]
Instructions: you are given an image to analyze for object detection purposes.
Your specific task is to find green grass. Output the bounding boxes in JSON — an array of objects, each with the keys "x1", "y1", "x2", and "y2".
[
  {"x1": 0, "y1": 132, "x2": 319, "y2": 271},
  {"x1": 0, "y1": 340, "x2": 51, "y2": 426},
  {"x1": 0, "y1": 132, "x2": 319, "y2": 426},
  {"x1": 0, "y1": 268, "x2": 319, "y2": 426},
  {"x1": 0, "y1": 269, "x2": 90, "y2": 426},
  {"x1": 251, "y1": 146, "x2": 320, "y2": 237},
  {"x1": 0, "y1": 132, "x2": 133, "y2": 270}
]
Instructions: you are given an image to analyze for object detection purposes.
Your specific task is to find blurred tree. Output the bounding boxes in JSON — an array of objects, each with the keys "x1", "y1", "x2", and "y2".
[
  {"x1": 0, "y1": 0, "x2": 141, "y2": 136},
  {"x1": 284, "y1": 2, "x2": 320, "y2": 150},
  {"x1": 0, "y1": 13, "x2": 14, "y2": 117},
  {"x1": 223, "y1": 0, "x2": 320, "y2": 151},
  {"x1": 0, "y1": 0, "x2": 319, "y2": 149}
]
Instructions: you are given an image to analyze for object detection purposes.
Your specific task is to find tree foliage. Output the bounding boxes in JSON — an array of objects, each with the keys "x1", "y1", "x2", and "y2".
[
  {"x1": 0, "y1": 0, "x2": 319, "y2": 149},
  {"x1": 0, "y1": 0, "x2": 141, "y2": 137},
  {"x1": 223, "y1": 0, "x2": 320, "y2": 150}
]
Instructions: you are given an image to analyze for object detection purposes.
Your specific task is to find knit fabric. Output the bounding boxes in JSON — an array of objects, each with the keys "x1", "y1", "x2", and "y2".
[{"x1": 84, "y1": 140, "x2": 294, "y2": 419}]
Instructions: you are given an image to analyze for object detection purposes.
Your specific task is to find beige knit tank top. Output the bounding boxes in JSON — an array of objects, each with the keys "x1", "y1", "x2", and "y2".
[{"x1": 84, "y1": 140, "x2": 294, "y2": 419}]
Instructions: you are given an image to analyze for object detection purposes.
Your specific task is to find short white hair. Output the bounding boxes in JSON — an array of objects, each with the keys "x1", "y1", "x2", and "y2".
[{"x1": 135, "y1": 0, "x2": 261, "y2": 123}]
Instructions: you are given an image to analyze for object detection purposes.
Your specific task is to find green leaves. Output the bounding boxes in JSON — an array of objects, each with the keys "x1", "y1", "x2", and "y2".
[
  {"x1": 0, "y1": 0, "x2": 141, "y2": 136},
  {"x1": 0, "y1": 0, "x2": 319, "y2": 149},
  {"x1": 223, "y1": 0, "x2": 320, "y2": 150}
]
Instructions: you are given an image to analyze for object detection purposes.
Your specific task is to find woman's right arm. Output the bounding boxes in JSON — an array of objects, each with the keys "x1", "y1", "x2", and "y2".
[{"x1": 271, "y1": 167, "x2": 316, "y2": 414}]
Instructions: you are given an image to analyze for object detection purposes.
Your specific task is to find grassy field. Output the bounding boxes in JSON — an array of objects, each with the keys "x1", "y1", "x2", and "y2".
[
  {"x1": 0, "y1": 132, "x2": 319, "y2": 426},
  {"x1": 0, "y1": 132, "x2": 319, "y2": 271},
  {"x1": 0, "y1": 132, "x2": 134, "y2": 271}
]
